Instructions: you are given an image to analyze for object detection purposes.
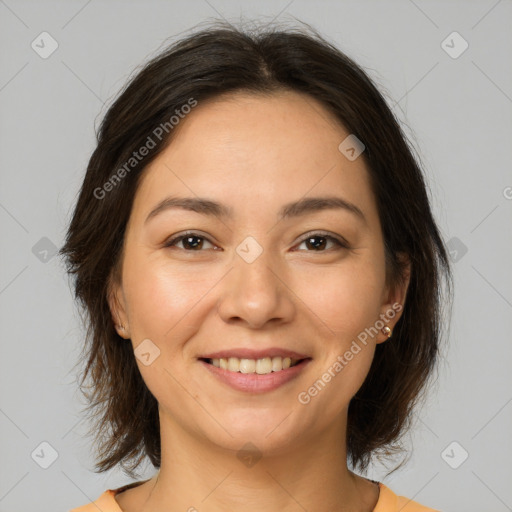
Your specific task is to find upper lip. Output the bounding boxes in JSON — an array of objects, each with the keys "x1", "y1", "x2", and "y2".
[{"x1": 199, "y1": 348, "x2": 311, "y2": 360}]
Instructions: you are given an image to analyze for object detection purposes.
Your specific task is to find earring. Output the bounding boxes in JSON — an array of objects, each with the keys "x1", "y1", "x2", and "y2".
[{"x1": 382, "y1": 326, "x2": 392, "y2": 338}]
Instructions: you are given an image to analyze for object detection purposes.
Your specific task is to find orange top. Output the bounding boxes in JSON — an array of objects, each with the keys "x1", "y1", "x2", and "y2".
[{"x1": 69, "y1": 481, "x2": 439, "y2": 511}]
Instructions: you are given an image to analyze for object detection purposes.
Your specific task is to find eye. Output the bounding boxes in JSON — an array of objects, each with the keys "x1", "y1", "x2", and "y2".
[
  {"x1": 163, "y1": 230, "x2": 349, "y2": 252},
  {"x1": 294, "y1": 232, "x2": 349, "y2": 252},
  {"x1": 164, "y1": 231, "x2": 218, "y2": 251}
]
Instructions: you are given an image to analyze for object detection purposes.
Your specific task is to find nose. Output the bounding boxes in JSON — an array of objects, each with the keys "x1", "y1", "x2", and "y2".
[{"x1": 216, "y1": 249, "x2": 296, "y2": 329}]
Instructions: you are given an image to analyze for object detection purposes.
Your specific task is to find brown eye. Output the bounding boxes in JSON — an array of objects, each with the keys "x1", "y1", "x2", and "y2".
[
  {"x1": 295, "y1": 233, "x2": 348, "y2": 252},
  {"x1": 164, "y1": 232, "x2": 216, "y2": 251}
]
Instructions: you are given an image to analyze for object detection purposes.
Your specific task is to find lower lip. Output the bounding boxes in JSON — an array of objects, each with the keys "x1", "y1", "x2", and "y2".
[{"x1": 200, "y1": 359, "x2": 311, "y2": 393}]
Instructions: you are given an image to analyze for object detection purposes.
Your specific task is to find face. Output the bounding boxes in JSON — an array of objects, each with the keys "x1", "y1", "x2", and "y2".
[{"x1": 109, "y1": 90, "x2": 409, "y2": 455}]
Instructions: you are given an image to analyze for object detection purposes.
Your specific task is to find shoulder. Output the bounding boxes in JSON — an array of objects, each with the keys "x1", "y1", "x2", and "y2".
[
  {"x1": 375, "y1": 483, "x2": 440, "y2": 512},
  {"x1": 69, "y1": 489, "x2": 121, "y2": 512},
  {"x1": 69, "y1": 478, "x2": 151, "y2": 512}
]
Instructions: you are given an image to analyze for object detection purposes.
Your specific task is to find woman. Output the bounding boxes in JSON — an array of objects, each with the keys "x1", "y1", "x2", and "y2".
[{"x1": 62, "y1": 20, "x2": 451, "y2": 512}]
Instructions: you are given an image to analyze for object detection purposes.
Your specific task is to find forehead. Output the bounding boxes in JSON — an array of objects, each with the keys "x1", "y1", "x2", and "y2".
[
  {"x1": 168, "y1": 89, "x2": 348, "y2": 161},
  {"x1": 131, "y1": 90, "x2": 377, "y2": 225}
]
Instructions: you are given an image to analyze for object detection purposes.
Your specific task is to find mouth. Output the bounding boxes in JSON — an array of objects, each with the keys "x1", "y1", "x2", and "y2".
[
  {"x1": 199, "y1": 356, "x2": 307, "y2": 374},
  {"x1": 198, "y1": 354, "x2": 312, "y2": 393}
]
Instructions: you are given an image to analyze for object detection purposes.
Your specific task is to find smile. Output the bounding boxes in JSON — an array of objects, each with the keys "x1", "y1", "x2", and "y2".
[
  {"x1": 202, "y1": 356, "x2": 302, "y2": 374},
  {"x1": 199, "y1": 357, "x2": 312, "y2": 393}
]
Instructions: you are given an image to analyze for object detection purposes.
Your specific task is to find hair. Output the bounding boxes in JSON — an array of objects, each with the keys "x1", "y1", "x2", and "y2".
[{"x1": 60, "y1": 19, "x2": 452, "y2": 478}]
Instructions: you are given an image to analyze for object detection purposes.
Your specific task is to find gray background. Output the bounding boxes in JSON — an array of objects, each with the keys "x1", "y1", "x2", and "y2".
[{"x1": 1, "y1": 1, "x2": 511, "y2": 511}]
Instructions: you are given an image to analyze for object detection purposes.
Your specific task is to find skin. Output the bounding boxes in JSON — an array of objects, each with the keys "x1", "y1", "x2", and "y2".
[{"x1": 108, "y1": 90, "x2": 410, "y2": 512}]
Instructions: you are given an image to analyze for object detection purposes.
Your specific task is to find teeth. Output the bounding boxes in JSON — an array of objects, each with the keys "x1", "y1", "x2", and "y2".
[
  {"x1": 256, "y1": 357, "x2": 272, "y2": 374},
  {"x1": 209, "y1": 356, "x2": 298, "y2": 373},
  {"x1": 228, "y1": 357, "x2": 240, "y2": 372}
]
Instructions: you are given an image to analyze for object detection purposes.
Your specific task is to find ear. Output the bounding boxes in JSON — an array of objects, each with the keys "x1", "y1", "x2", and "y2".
[
  {"x1": 376, "y1": 252, "x2": 411, "y2": 344},
  {"x1": 107, "y1": 270, "x2": 130, "y2": 339}
]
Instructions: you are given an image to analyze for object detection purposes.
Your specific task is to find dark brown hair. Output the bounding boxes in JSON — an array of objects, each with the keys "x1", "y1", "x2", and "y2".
[{"x1": 60, "y1": 20, "x2": 452, "y2": 477}]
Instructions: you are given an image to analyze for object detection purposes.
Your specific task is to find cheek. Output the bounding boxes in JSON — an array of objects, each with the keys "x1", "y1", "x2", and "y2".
[
  {"x1": 123, "y1": 255, "x2": 211, "y2": 341},
  {"x1": 121, "y1": 257, "x2": 212, "y2": 415},
  {"x1": 292, "y1": 258, "x2": 385, "y2": 339},
  {"x1": 290, "y1": 258, "x2": 384, "y2": 407}
]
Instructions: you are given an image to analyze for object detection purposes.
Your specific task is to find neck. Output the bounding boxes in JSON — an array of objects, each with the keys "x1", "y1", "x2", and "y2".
[{"x1": 136, "y1": 409, "x2": 379, "y2": 512}]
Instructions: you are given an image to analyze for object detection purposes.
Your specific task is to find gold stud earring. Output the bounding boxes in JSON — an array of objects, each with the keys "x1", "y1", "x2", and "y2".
[{"x1": 382, "y1": 326, "x2": 392, "y2": 338}]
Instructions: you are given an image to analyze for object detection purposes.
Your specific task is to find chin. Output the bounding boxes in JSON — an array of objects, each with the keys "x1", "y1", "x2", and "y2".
[{"x1": 203, "y1": 408, "x2": 305, "y2": 453}]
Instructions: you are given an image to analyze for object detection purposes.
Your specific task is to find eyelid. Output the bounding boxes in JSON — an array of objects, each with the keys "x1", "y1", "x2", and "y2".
[
  {"x1": 295, "y1": 230, "x2": 350, "y2": 249},
  {"x1": 163, "y1": 230, "x2": 219, "y2": 249},
  {"x1": 164, "y1": 229, "x2": 350, "y2": 251}
]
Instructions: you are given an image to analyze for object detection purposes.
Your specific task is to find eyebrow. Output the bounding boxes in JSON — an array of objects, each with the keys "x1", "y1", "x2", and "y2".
[{"x1": 145, "y1": 195, "x2": 366, "y2": 224}]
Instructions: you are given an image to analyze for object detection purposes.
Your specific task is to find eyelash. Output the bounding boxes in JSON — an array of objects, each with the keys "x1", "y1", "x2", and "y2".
[{"x1": 163, "y1": 230, "x2": 349, "y2": 252}]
